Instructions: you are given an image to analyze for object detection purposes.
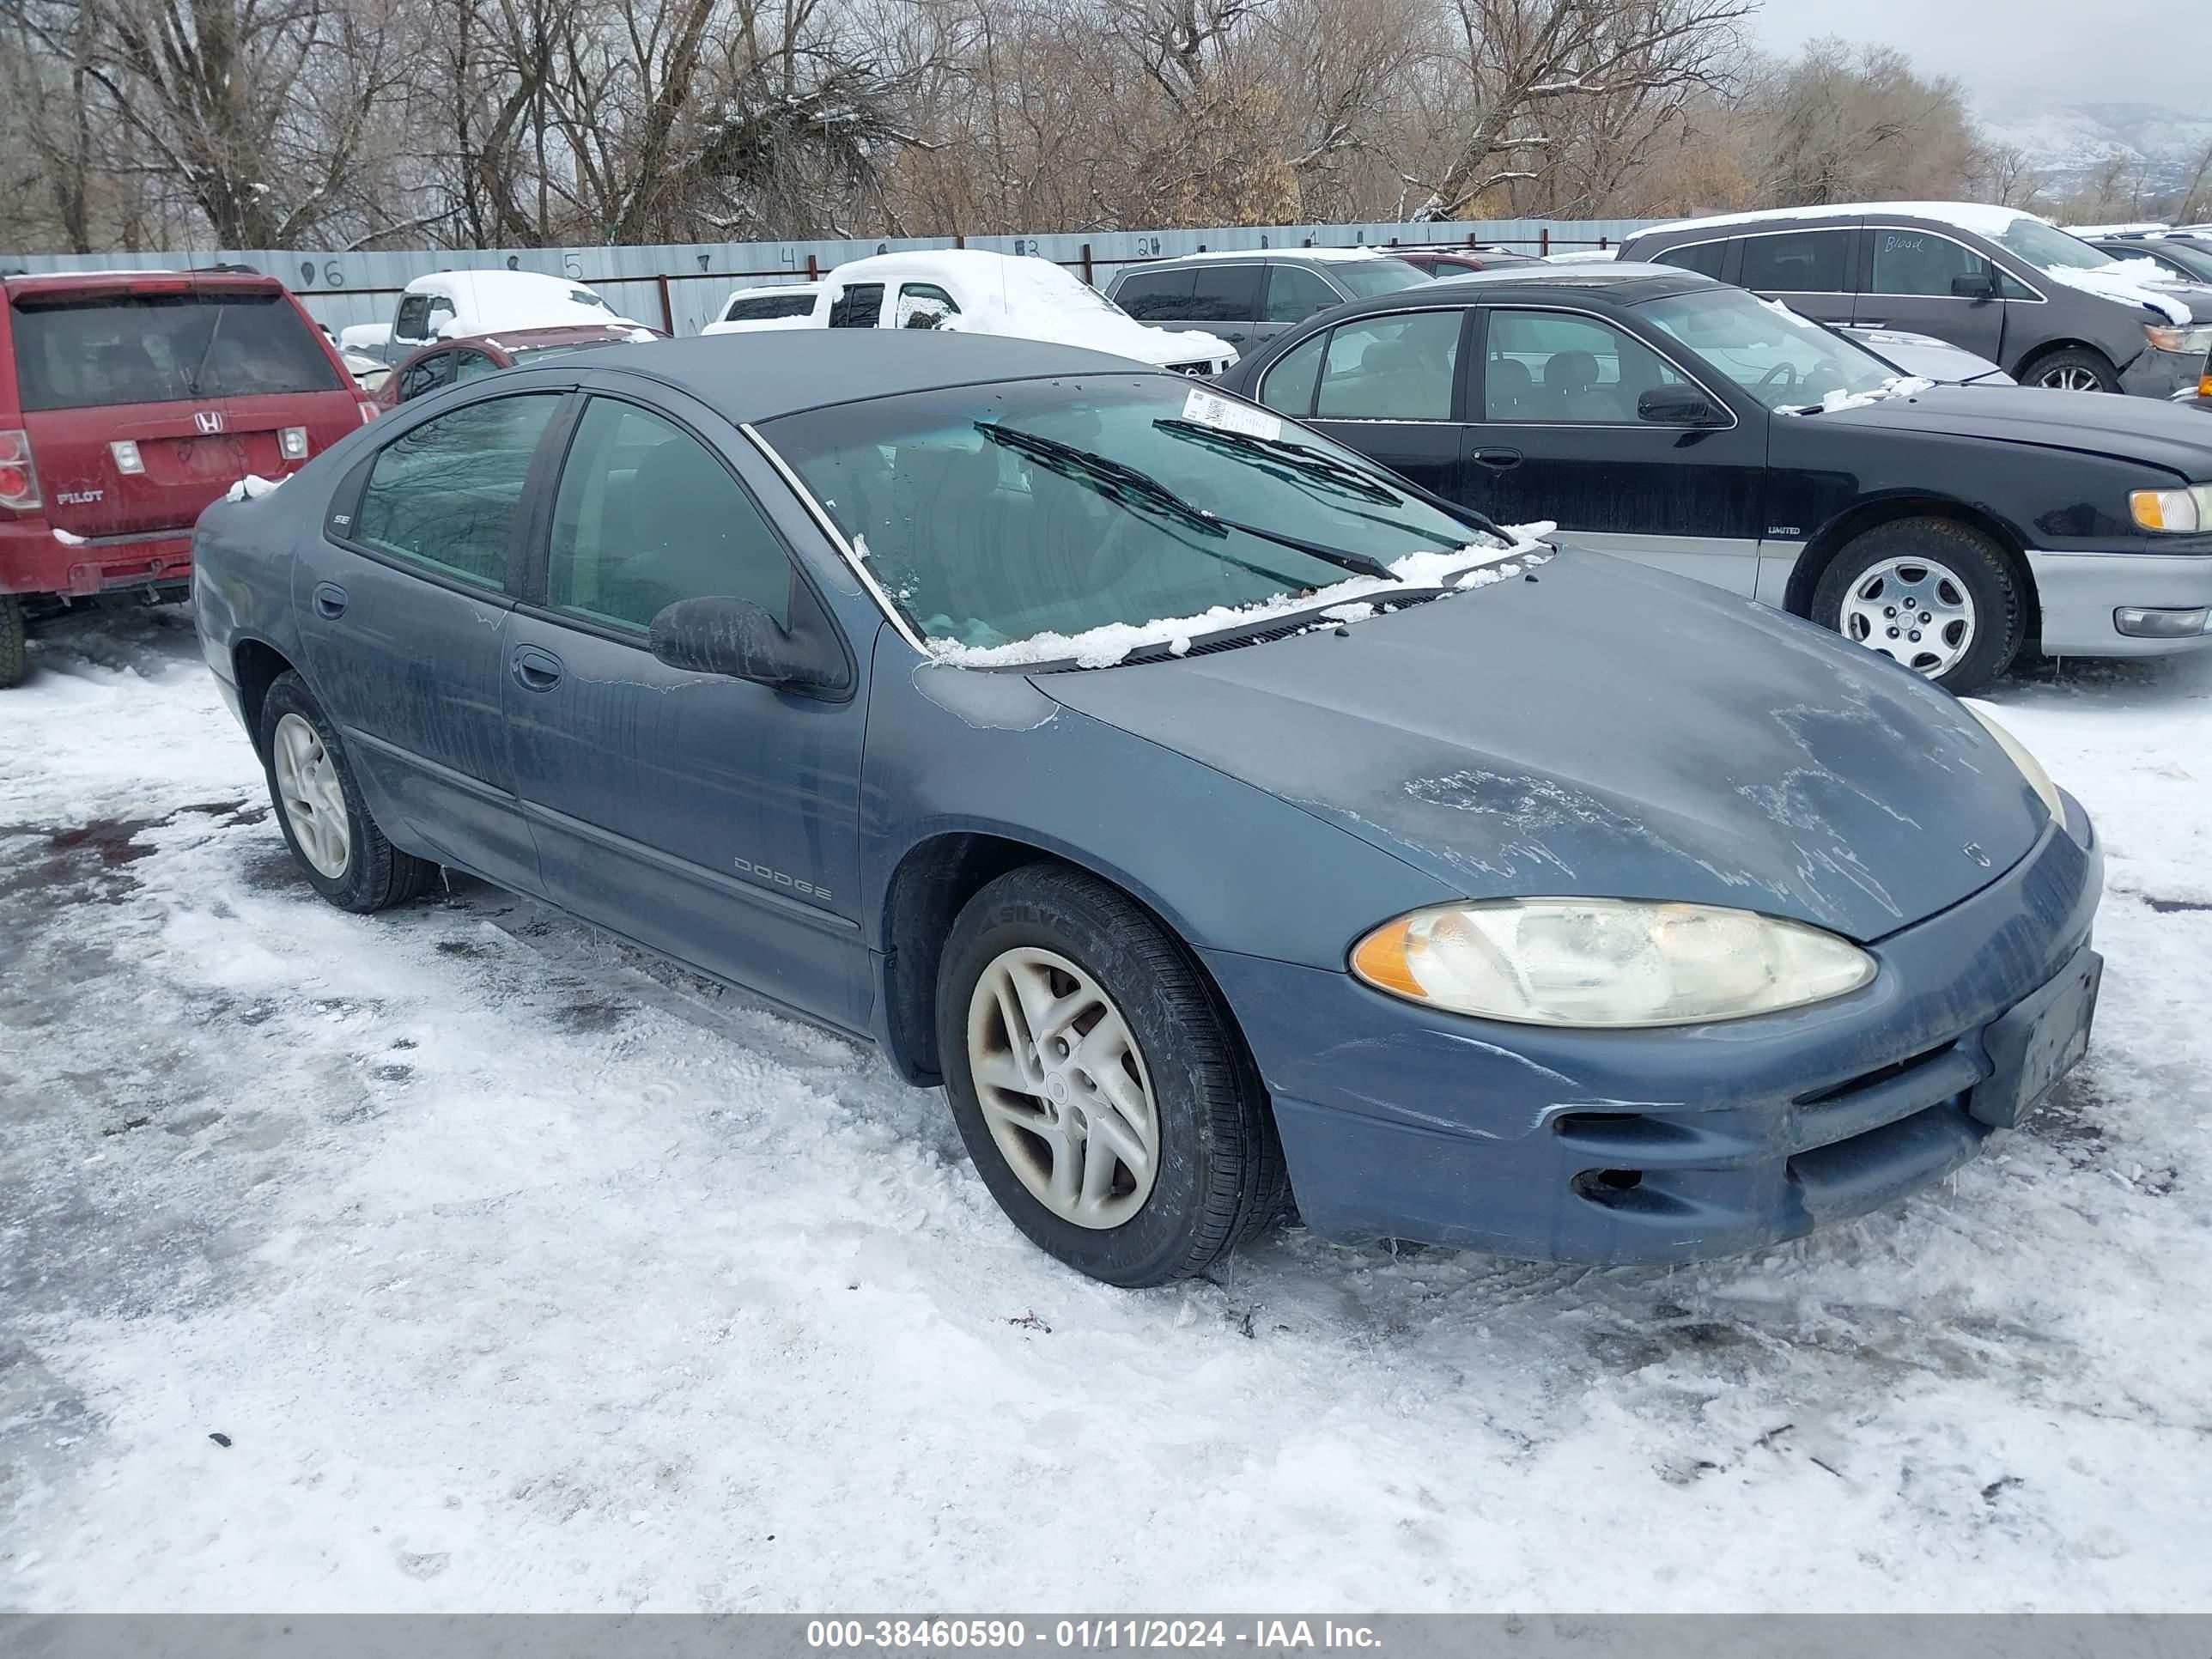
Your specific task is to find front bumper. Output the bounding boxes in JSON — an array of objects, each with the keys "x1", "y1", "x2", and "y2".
[
  {"x1": 1202, "y1": 799, "x2": 2101, "y2": 1264},
  {"x1": 0, "y1": 520, "x2": 195, "y2": 600},
  {"x1": 2119, "y1": 347, "x2": 2203, "y2": 399},
  {"x1": 2028, "y1": 548, "x2": 2212, "y2": 655}
]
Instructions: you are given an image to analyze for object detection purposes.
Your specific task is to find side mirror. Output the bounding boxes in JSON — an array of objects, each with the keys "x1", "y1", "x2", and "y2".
[
  {"x1": 1637, "y1": 384, "x2": 1727, "y2": 427},
  {"x1": 1951, "y1": 272, "x2": 1997, "y2": 301},
  {"x1": 648, "y1": 595, "x2": 849, "y2": 696}
]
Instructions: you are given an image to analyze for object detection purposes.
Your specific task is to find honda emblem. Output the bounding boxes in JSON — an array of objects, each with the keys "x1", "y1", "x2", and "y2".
[{"x1": 195, "y1": 410, "x2": 224, "y2": 434}]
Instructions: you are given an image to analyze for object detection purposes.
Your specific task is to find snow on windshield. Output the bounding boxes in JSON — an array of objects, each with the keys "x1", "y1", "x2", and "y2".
[{"x1": 925, "y1": 528, "x2": 1557, "y2": 669}]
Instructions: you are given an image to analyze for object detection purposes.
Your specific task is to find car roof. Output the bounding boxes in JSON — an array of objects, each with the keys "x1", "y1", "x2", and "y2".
[
  {"x1": 572, "y1": 330, "x2": 1170, "y2": 422},
  {"x1": 1422, "y1": 262, "x2": 1721, "y2": 302},
  {"x1": 1124, "y1": 247, "x2": 1418, "y2": 269},
  {"x1": 1629, "y1": 202, "x2": 2033, "y2": 242}
]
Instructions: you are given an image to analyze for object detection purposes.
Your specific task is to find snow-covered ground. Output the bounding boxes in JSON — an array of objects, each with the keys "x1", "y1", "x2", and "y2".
[{"x1": 3, "y1": 606, "x2": 2209, "y2": 1613}]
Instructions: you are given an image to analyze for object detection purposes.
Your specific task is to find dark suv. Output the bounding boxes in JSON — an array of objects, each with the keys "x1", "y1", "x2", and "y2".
[
  {"x1": 0, "y1": 268, "x2": 370, "y2": 686},
  {"x1": 1620, "y1": 204, "x2": 2212, "y2": 399},
  {"x1": 1103, "y1": 251, "x2": 1432, "y2": 354}
]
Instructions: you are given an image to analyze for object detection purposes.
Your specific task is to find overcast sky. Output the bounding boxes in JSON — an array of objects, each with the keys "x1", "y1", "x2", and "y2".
[{"x1": 1747, "y1": 0, "x2": 2212, "y2": 112}]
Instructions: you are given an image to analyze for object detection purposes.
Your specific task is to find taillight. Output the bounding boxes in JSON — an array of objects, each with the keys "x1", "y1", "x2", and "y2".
[
  {"x1": 358, "y1": 401, "x2": 380, "y2": 425},
  {"x1": 280, "y1": 426, "x2": 310, "y2": 459},
  {"x1": 0, "y1": 429, "x2": 40, "y2": 511}
]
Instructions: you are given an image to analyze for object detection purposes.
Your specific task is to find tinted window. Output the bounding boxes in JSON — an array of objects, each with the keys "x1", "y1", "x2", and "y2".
[
  {"x1": 1869, "y1": 228, "x2": 1986, "y2": 296},
  {"x1": 896, "y1": 283, "x2": 959, "y2": 329},
  {"x1": 1739, "y1": 230, "x2": 1850, "y2": 293},
  {"x1": 1483, "y1": 310, "x2": 1687, "y2": 422},
  {"x1": 1187, "y1": 265, "x2": 1263, "y2": 322},
  {"x1": 352, "y1": 394, "x2": 560, "y2": 587},
  {"x1": 1653, "y1": 240, "x2": 1727, "y2": 279},
  {"x1": 9, "y1": 292, "x2": 345, "y2": 411},
  {"x1": 1258, "y1": 331, "x2": 1327, "y2": 416},
  {"x1": 547, "y1": 399, "x2": 792, "y2": 632},
  {"x1": 760, "y1": 376, "x2": 1492, "y2": 653},
  {"x1": 827, "y1": 283, "x2": 884, "y2": 328},
  {"x1": 1265, "y1": 264, "x2": 1340, "y2": 324},
  {"x1": 726, "y1": 293, "x2": 817, "y2": 321},
  {"x1": 393, "y1": 295, "x2": 433, "y2": 339},
  {"x1": 1331, "y1": 259, "x2": 1432, "y2": 298},
  {"x1": 1114, "y1": 269, "x2": 1197, "y2": 320},
  {"x1": 1315, "y1": 310, "x2": 1462, "y2": 419}
]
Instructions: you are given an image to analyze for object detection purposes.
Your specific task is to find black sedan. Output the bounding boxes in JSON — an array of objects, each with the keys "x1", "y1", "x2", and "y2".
[{"x1": 1215, "y1": 264, "x2": 2212, "y2": 692}]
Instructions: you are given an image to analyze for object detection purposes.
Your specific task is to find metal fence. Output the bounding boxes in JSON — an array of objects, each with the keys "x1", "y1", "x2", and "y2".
[{"x1": 0, "y1": 218, "x2": 1656, "y2": 338}]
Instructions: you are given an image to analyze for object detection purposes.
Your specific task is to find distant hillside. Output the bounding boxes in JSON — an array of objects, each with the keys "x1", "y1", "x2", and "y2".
[{"x1": 1979, "y1": 98, "x2": 2212, "y2": 199}]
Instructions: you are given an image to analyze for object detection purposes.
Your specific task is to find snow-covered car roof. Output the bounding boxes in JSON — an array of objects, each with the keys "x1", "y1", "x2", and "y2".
[
  {"x1": 825, "y1": 249, "x2": 1236, "y2": 370},
  {"x1": 1636, "y1": 201, "x2": 2039, "y2": 240},
  {"x1": 404, "y1": 269, "x2": 643, "y2": 337}
]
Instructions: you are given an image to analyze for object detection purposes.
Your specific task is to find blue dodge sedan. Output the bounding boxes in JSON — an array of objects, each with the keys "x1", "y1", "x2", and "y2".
[{"x1": 191, "y1": 332, "x2": 2102, "y2": 1287}]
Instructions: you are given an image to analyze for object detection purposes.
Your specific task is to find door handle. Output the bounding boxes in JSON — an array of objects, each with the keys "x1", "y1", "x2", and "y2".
[
  {"x1": 1224, "y1": 331, "x2": 1248, "y2": 343},
  {"x1": 1474, "y1": 448, "x2": 1522, "y2": 470},
  {"x1": 509, "y1": 645, "x2": 564, "y2": 692},
  {"x1": 312, "y1": 581, "x2": 348, "y2": 619}
]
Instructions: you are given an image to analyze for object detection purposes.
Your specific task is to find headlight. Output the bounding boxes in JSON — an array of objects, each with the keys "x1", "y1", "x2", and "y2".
[
  {"x1": 1349, "y1": 899, "x2": 1874, "y2": 1028},
  {"x1": 2130, "y1": 483, "x2": 2212, "y2": 532},
  {"x1": 2143, "y1": 323, "x2": 2212, "y2": 356},
  {"x1": 1960, "y1": 699, "x2": 2064, "y2": 820}
]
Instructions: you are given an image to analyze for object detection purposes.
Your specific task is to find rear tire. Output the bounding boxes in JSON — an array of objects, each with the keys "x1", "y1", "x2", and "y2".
[
  {"x1": 2020, "y1": 346, "x2": 2119, "y2": 393},
  {"x1": 258, "y1": 671, "x2": 438, "y2": 913},
  {"x1": 937, "y1": 864, "x2": 1289, "y2": 1287},
  {"x1": 0, "y1": 594, "x2": 26, "y2": 690},
  {"x1": 1813, "y1": 518, "x2": 2026, "y2": 695}
]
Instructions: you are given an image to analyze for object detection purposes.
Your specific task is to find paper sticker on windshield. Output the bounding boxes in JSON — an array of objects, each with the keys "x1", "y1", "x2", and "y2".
[{"x1": 1182, "y1": 386, "x2": 1282, "y2": 441}]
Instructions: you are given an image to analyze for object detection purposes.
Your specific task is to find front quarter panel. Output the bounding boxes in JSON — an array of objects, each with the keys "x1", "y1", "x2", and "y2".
[{"x1": 860, "y1": 637, "x2": 1462, "y2": 970}]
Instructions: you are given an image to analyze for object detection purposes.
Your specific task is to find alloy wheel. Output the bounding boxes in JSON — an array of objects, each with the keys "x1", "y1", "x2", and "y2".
[
  {"x1": 964, "y1": 945, "x2": 1160, "y2": 1229},
  {"x1": 271, "y1": 712, "x2": 351, "y2": 878},
  {"x1": 2037, "y1": 364, "x2": 2106, "y2": 392},
  {"x1": 1838, "y1": 556, "x2": 1978, "y2": 678}
]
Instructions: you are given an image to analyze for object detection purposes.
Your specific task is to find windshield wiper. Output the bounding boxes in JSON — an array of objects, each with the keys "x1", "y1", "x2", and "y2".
[
  {"x1": 1152, "y1": 417, "x2": 1406, "y2": 505},
  {"x1": 975, "y1": 422, "x2": 1398, "y2": 582}
]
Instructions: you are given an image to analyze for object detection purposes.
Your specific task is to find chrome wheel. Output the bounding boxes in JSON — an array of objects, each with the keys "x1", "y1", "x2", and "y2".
[
  {"x1": 2037, "y1": 364, "x2": 2106, "y2": 392},
  {"x1": 1838, "y1": 555, "x2": 1978, "y2": 678},
  {"x1": 271, "y1": 712, "x2": 350, "y2": 878},
  {"x1": 965, "y1": 946, "x2": 1160, "y2": 1230}
]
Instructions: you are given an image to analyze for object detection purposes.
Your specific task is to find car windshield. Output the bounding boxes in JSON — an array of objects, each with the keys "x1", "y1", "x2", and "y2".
[
  {"x1": 1331, "y1": 259, "x2": 1433, "y2": 297},
  {"x1": 1991, "y1": 216, "x2": 2118, "y2": 271},
  {"x1": 1638, "y1": 287, "x2": 1899, "y2": 411},
  {"x1": 757, "y1": 375, "x2": 1508, "y2": 658}
]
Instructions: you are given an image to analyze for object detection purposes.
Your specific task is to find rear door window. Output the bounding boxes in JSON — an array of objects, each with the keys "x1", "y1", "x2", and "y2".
[
  {"x1": 1186, "y1": 265, "x2": 1263, "y2": 323},
  {"x1": 1739, "y1": 230, "x2": 1851, "y2": 293},
  {"x1": 1113, "y1": 269, "x2": 1197, "y2": 321},
  {"x1": 1314, "y1": 310, "x2": 1462, "y2": 419},
  {"x1": 828, "y1": 283, "x2": 884, "y2": 328},
  {"x1": 1258, "y1": 331, "x2": 1328, "y2": 415},
  {"x1": 351, "y1": 393, "x2": 562, "y2": 589},
  {"x1": 8, "y1": 292, "x2": 345, "y2": 410},
  {"x1": 395, "y1": 351, "x2": 458, "y2": 403}
]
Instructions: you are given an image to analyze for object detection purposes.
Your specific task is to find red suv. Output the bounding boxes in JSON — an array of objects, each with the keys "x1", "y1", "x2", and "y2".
[{"x1": 0, "y1": 268, "x2": 371, "y2": 686}]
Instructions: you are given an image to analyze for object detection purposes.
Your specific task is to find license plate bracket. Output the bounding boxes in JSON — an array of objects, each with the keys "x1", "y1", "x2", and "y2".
[{"x1": 1970, "y1": 946, "x2": 2102, "y2": 1130}]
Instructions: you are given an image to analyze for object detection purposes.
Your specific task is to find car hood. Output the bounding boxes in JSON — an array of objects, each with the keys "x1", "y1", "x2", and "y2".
[
  {"x1": 1039, "y1": 552, "x2": 2049, "y2": 943},
  {"x1": 1800, "y1": 383, "x2": 2212, "y2": 477}
]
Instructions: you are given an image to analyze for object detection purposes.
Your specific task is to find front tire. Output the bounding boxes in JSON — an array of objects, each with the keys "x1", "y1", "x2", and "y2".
[
  {"x1": 937, "y1": 865, "x2": 1287, "y2": 1287},
  {"x1": 258, "y1": 671, "x2": 438, "y2": 912},
  {"x1": 1813, "y1": 518, "x2": 2026, "y2": 694},
  {"x1": 2020, "y1": 346, "x2": 2119, "y2": 393}
]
